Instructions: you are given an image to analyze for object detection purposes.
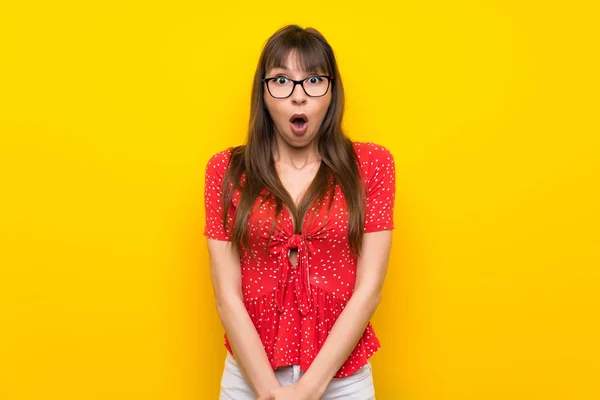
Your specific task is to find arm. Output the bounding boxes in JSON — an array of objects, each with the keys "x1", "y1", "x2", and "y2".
[
  {"x1": 207, "y1": 238, "x2": 281, "y2": 398},
  {"x1": 295, "y1": 229, "x2": 393, "y2": 398}
]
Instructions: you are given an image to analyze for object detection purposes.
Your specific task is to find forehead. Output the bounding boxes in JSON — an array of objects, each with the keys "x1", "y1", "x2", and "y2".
[{"x1": 266, "y1": 49, "x2": 328, "y2": 76}]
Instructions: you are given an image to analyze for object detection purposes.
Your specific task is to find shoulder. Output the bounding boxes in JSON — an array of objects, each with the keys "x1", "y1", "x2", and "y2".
[
  {"x1": 351, "y1": 141, "x2": 395, "y2": 176},
  {"x1": 206, "y1": 146, "x2": 233, "y2": 168},
  {"x1": 205, "y1": 146, "x2": 240, "y2": 178}
]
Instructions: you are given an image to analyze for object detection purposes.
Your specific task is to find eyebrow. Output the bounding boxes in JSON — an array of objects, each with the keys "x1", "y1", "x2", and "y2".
[{"x1": 271, "y1": 66, "x2": 323, "y2": 74}]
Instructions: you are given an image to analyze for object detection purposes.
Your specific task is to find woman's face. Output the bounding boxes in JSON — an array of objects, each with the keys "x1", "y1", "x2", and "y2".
[{"x1": 264, "y1": 51, "x2": 332, "y2": 150}]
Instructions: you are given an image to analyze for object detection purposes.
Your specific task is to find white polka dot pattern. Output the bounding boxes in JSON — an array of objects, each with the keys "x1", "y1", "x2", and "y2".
[{"x1": 203, "y1": 141, "x2": 395, "y2": 378}]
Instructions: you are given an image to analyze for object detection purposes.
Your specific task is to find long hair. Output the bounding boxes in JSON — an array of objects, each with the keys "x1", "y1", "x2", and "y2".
[{"x1": 221, "y1": 24, "x2": 366, "y2": 258}]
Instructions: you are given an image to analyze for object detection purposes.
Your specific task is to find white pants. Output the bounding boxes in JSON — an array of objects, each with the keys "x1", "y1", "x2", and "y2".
[{"x1": 219, "y1": 352, "x2": 376, "y2": 399}]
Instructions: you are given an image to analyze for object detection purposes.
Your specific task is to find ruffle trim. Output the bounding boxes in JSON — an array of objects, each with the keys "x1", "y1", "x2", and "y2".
[{"x1": 224, "y1": 286, "x2": 381, "y2": 378}]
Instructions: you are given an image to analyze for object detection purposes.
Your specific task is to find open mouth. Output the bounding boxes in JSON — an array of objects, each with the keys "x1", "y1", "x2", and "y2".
[{"x1": 290, "y1": 113, "x2": 308, "y2": 130}]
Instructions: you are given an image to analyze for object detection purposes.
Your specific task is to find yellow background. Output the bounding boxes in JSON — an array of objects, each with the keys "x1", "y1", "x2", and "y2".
[{"x1": 1, "y1": 1, "x2": 599, "y2": 399}]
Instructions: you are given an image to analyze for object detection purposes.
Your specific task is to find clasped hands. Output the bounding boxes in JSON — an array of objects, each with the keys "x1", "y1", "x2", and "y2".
[{"x1": 256, "y1": 383, "x2": 321, "y2": 400}]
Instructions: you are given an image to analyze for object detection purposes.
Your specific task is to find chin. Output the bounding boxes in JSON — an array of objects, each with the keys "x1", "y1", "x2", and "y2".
[{"x1": 290, "y1": 132, "x2": 317, "y2": 144}]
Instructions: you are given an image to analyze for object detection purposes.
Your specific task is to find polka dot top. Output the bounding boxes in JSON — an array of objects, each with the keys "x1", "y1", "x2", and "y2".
[{"x1": 203, "y1": 141, "x2": 395, "y2": 378}]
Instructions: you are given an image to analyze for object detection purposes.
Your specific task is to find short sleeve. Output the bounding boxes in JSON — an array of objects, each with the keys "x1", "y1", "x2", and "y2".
[
  {"x1": 203, "y1": 149, "x2": 234, "y2": 241},
  {"x1": 363, "y1": 144, "x2": 396, "y2": 232}
]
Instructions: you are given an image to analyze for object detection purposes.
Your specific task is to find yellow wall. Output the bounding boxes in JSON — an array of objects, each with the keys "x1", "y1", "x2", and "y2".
[{"x1": 1, "y1": 1, "x2": 599, "y2": 399}]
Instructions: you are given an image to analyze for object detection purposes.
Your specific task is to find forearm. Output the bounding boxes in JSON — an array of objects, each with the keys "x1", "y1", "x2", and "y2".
[
  {"x1": 217, "y1": 297, "x2": 281, "y2": 397},
  {"x1": 297, "y1": 288, "x2": 381, "y2": 397}
]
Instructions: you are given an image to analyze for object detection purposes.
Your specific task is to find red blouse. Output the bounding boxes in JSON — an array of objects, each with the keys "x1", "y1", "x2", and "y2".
[{"x1": 204, "y1": 141, "x2": 395, "y2": 378}]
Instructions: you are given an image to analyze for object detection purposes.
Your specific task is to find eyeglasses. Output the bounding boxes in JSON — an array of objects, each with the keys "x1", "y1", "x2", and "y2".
[{"x1": 263, "y1": 75, "x2": 333, "y2": 98}]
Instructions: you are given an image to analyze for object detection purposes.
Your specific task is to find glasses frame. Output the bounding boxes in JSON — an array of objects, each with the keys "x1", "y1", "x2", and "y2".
[{"x1": 262, "y1": 74, "x2": 333, "y2": 99}]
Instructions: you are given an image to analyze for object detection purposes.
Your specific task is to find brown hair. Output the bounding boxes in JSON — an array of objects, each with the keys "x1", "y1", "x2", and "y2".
[{"x1": 221, "y1": 24, "x2": 366, "y2": 257}]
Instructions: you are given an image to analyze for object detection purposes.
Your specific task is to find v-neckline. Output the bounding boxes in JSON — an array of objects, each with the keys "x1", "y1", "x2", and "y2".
[
  {"x1": 279, "y1": 162, "x2": 324, "y2": 233},
  {"x1": 283, "y1": 200, "x2": 305, "y2": 234}
]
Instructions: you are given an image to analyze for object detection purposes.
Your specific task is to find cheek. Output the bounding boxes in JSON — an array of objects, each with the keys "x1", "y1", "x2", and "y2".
[
  {"x1": 316, "y1": 97, "x2": 332, "y2": 117},
  {"x1": 264, "y1": 98, "x2": 284, "y2": 120}
]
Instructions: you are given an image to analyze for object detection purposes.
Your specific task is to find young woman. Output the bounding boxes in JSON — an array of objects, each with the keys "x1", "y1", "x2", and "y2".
[{"x1": 204, "y1": 24, "x2": 395, "y2": 400}]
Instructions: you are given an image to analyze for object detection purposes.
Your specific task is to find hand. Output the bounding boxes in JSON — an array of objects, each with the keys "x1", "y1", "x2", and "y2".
[
  {"x1": 256, "y1": 394, "x2": 275, "y2": 400},
  {"x1": 269, "y1": 385, "x2": 303, "y2": 400},
  {"x1": 269, "y1": 384, "x2": 319, "y2": 400}
]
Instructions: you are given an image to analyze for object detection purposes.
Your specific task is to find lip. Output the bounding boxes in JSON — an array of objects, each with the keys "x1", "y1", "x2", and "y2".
[
  {"x1": 289, "y1": 114, "x2": 309, "y2": 136},
  {"x1": 289, "y1": 113, "x2": 308, "y2": 123},
  {"x1": 290, "y1": 121, "x2": 309, "y2": 135}
]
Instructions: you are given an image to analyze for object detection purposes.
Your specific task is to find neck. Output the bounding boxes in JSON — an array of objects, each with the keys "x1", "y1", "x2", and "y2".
[{"x1": 272, "y1": 135, "x2": 320, "y2": 167}]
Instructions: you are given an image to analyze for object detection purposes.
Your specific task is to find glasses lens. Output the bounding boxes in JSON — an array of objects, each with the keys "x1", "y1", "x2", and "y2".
[
  {"x1": 268, "y1": 77, "x2": 294, "y2": 98},
  {"x1": 267, "y1": 76, "x2": 330, "y2": 98},
  {"x1": 304, "y1": 76, "x2": 330, "y2": 97}
]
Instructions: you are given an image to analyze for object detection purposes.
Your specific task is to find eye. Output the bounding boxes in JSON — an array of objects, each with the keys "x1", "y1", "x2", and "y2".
[
  {"x1": 307, "y1": 76, "x2": 323, "y2": 84},
  {"x1": 274, "y1": 76, "x2": 289, "y2": 85}
]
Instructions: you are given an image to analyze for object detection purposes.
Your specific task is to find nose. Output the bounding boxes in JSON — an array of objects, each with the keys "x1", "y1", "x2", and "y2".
[{"x1": 291, "y1": 82, "x2": 307, "y2": 105}]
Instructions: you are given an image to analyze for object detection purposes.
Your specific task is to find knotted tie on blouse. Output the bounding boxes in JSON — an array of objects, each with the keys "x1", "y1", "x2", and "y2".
[{"x1": 276, "y1": 233, "x2": 313, "y2": 316}]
